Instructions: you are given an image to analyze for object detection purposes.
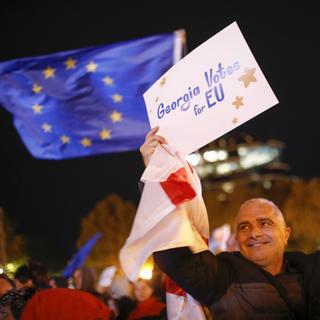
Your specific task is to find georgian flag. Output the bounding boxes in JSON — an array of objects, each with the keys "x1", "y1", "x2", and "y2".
[{"x1": 119, "y1": 144, "x2": 209, "y2": 319}]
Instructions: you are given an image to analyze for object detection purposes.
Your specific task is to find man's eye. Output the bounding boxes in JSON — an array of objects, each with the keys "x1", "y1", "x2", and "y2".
[
  {"x1": 262, "y1": 221, "x2": 271, "y2": 226},
  {"x1": 239, "y1": 225, "x2": 248, "y2": 231}
]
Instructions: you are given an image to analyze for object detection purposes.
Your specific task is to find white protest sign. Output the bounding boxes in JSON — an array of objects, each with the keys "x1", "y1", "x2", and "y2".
[{"x1": 143, "y1": 22, "x2": 279, "y2": 155}]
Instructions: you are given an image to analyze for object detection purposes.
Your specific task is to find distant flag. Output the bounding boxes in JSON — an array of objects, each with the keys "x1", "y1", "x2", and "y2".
[
  {"x1": 62, "y1": 232, "x2": 102, "y2": 278},
  {"x1": 0, "y1": 30, "x2": 186, "y2": 159}
]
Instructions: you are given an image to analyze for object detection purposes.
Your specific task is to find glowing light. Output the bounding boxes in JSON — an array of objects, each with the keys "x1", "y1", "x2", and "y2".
[
  {"x1": 263, "y1": 180, "x2": 272, "y2": 189},
  {"x1": 0, "y1": 267, "x2": 3, "y2": 274},
  {"x1": 217, "y1": 193, "x2": 227, "y2": 201},
  {"x1": 203, "y1": 150, "x2": 218, "y2": 162},
  {"x1": 139, "y1": 262, "x2": 154, "y2": 280},
  {"x1": 217, "y1": 150, "x2": 228, "y2": 161},
  {"x1": 203, "y1": 150, "x2": 228, "y2": 162},
  {"x1": 238, "y1": 146, "x2": 248, "y2": 156},
  {"x1": 5, "y1": 263, "x2": 16, "y2": 273},
  {"x1": 222, "y1": 182, "x2": 234, "y2": 193},
  {"x1": 186, "y1": 153, "x2": 201, "y2": 166},
  {"x1": 240, "y1": 146, "x2": 279, "y2": 169},
  {"x1": 216, "y1": 162, "x2": 238, "y2": 175}
]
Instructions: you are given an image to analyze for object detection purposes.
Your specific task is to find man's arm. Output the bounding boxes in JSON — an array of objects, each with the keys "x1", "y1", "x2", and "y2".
[
  {"x1": 141, "y1": 128, "x2": 232, "y2": 306},
  {"x1": 153, "y1": 247, "x2": 232, "y2": 306}
]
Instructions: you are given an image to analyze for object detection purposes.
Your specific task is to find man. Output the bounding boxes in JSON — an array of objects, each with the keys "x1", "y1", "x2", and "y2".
[
  {"x1": 140, "y1": 127, "x2": 320, "y2": 319},
  {"x1": 13, "y1": 265, "x2": 36, "y2": 290}
]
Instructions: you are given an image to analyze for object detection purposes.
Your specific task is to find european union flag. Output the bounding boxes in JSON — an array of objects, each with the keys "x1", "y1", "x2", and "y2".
[
  {"x1": 0, "y1": 30, "x2": 185, "y2": 159},
  {"x1": 62, "y1": 232, "x2": 102, "y2": 278}
]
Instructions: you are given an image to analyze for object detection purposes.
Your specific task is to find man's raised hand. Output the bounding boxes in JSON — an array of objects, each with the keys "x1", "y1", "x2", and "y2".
[{"x1": 139, "y1": 126, "x2": 167, "y2": 166}]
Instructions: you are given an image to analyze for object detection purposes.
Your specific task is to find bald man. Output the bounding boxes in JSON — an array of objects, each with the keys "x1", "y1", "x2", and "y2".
[{"x1": 141, "y1": 127, "x2": 320, "y2": 320}]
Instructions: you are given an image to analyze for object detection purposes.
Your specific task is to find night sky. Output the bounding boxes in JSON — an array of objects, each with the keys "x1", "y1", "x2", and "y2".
[{"x1": 0, "y1": 1, "x2": 318, "y2": 269}]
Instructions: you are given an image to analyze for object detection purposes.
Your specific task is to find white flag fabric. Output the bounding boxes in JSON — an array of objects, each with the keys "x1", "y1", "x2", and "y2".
[{"x1": 120, "y1": 144, "x2": 209, "y2": 319}]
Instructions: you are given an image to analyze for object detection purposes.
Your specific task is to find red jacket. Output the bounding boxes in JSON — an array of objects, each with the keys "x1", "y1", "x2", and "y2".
[{"x1": 128, "y1": 297, "x2": 165, "y2": 320}]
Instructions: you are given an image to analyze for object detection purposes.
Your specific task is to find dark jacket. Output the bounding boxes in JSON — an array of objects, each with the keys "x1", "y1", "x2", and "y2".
[
  {"x1": 154, "y1": 248, "x2": 320, "y2": 319},
  {"x1": 285, "y1": 251, "x2": 320, "y2": 319}
]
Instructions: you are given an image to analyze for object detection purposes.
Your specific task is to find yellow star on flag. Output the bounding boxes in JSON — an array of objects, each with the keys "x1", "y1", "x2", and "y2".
[
  {"x1": 42, "y1": 123, "x2": 52, "y2": 133},
  {"x1": 232, "y1": 96, "x2": 244, "y2": 109},
  {"x1": 102, "y1": 76, "x2": 114, "y2": 86},
  {"x1": 64, "y1": 57, "x2": 76, "y2": 70},
  {"x1": 60, "y1": 135, "x2": 71, "y2": 144},
  {"x1": 32, "y1": 83, "x2": 42, "y2": 94},
  {"x1": 99, "y1": 129, "x2": 111, "y2": 140},
  {"x1": 43, "y1": 66, "x2": 56, "y2": 79},
  {"x1": 86, "y1": 61, "x2": 98, "y2": 72},
  {"x1": 32, "y1": 103, "x2": 43, "y2": 114},
  {"x1": 112, "y1": 94, "x2": 123, "y2": 103},
  {"x1": 80, "y1": 137, "x2": 92, "y2": 147},
  {"x1": 160, "y1": 77, "x2": 166, "y2": 87},
  {"x1": 110, "y1": 111, "x2": 122, "y2": 123},
  {"x1": 232, "y1": 117, "x2": 238, "y2": 125},
  {"x1": 238, "y1": 67, "x2": 257, "y2": 88}
]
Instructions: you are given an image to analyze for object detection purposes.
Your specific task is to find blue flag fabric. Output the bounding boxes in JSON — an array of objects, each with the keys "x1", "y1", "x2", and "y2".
[
  {"x1": 62, "y1": 232, "x2": 102, "y2": 278},
  {"x1": 0, "y1": 31, "x2": 185, "y2": 159}
]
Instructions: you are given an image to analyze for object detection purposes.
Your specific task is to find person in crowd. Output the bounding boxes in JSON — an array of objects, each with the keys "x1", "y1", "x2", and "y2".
[
  {"x1": 14, "y1": 260, "x2": 50, "y2": 291},
  {"x1": 13, "y1": 265, "x2": 35, "y2": 290},
  {"x1": 0, "y1": 274, "x2": 16, "y2": 319},
  {"x1": 108, "y1": 295, "x2": 135, "y2": 320},
  {"x1": 27, "y1": 260, "x2": 50, "y2": 289},
  {"x1": 128, "y1": 278, "x2": 166, "y2": 320},
  {"x1": 0, "y1": 287, "x2": 36, "y2": 320},
  {"x1": 0, "y1": 275, "x2": 14, "y2": 299},
  {"x1": 72, "y1": 266, "x2": 105, "y2": 302},
  {"x1": 49, "y1": 275, "x2": 68, "y2": 288},
  {"x1": 140, "y1": 127, "x2": 320, "y2": 319},
  {"x1": 72, "y1": 266, "x2": 97, "y2": 292}
]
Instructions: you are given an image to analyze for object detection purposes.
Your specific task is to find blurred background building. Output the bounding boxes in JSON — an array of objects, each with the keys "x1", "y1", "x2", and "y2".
[{"x1": 187, "y1": 132, "x2": 292, "y2": 189}]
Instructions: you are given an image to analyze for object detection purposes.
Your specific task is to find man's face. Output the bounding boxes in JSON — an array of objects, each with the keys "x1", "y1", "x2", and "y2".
[
  {"x1": 235, "y1": 201, "x2": 290, "y2": 274},
  {"x1": 14, "y1": 278, "x2": 34, "y2": 290}
]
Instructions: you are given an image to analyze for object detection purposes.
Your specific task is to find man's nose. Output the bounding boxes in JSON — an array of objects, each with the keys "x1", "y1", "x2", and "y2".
[{"x1": 249, "y1": 224, "x2": 262, "y2": 237}]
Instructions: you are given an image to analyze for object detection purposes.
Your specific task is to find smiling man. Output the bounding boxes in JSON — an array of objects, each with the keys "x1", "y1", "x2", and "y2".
[
  {"x1": 141, "y1": 127, "x2": 320, "y2": 320},
  {"x1": 234, "y1": 198, "x2": 291, "y2": 275}
]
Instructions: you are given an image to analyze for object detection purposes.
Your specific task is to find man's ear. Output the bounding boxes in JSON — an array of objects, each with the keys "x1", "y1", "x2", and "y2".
[{"x1": 284, "y1": 226, "x2": 291, "y2": 245}]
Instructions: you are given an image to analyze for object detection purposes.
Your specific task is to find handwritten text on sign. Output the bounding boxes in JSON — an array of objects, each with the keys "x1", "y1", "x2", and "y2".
[{"x1": 143, "y1": 22, "x2": 278, "y2": 155}]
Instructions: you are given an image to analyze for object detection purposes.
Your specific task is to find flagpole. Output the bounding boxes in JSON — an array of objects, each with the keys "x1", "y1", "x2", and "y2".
[{"x1": 174, "y1": 29, "x2": 187, "y2": 64}]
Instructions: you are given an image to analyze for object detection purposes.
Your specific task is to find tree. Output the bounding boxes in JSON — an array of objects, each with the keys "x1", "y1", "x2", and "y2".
[
  {"x1": 283, "y1": 178, "x2": 320, "y2": 252},
  {"x1": 0, "y1": 208, "x2": 25, "y2": 263},
  {"x1": 77, "y1": 194, "x2": 136, "y2": 273}
]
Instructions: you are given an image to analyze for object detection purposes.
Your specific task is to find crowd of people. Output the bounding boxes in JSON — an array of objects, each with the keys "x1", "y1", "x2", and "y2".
[
  {"x1": 0, "y1": 225, "x2": 237, "y2": 320},
  {"x1": 0, "y1": 260, "x2": 167, "y2": 320}
]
